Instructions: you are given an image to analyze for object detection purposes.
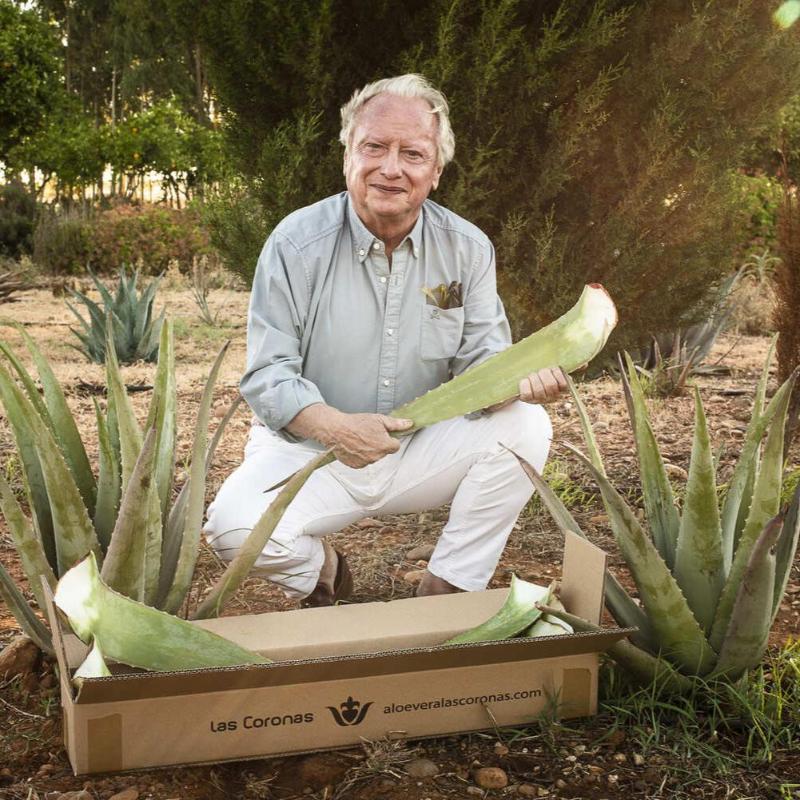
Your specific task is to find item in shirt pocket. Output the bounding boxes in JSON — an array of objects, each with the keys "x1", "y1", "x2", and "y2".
[{"x1": 422, "y1": 281, "x2": 463, "y2": 309}]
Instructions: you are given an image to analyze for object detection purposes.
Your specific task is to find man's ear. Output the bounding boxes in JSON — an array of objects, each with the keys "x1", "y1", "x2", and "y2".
[
  {"x1": 432, "y1": 164, "x2": 443, "y2": 191},
  {"x1": 343, "y1": 150, "x2": 350, "y2": 176}
]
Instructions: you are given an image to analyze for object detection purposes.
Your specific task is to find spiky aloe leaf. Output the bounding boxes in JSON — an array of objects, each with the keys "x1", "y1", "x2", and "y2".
[
  {"x1": 732, "y1": 337, "x2": 775, "y2": 551},
  {"x1": 144, "y1": 321, "x2": 176, "y2": 522},
  {"x1": 507, "y1": 447, "x2": 656, "y2": 652},
  {"x1": 192, "y1": 448, "x2": 335, "y2": 620},
  {"x1": 0, "y1": 359, "x2": 56, "y2": 569},
  {"x1": 73, "y1": 639, "x2": 111, "y2": 682},
  {"x1": 392, "y1": 285, "x2": 617, "y2": 429},
  {"x1": 161, "y1": 343, "x2": 230, "y2": 615},
  {"x1": 773, "y1": 483, "x2": 800, "y2": 624},
  {"x1": 444, "y1": 577, "x2": 552, "y2": 645},
  {"x1": 100, "y1": 428, "x2": 158, "y2": 602},
  {"x1": 160, "y1": 395, "x2": 243, "y2": 601},
  {"x1": 104, "y1": 318, "x2": 142, "y2": 490},
  {"x1": 0, "y1": 363, "x2": 99, "y2": 574},
  {"x1": 673, "y1": 388, "x2": 724, "y2": 634},
  {"x1": 719, "y1": 371, "x2": 794, "y2": 569},
  {"x1": 565, "y1": 444, "x2": 717, "y2": 675},
  {"x1": 17, "y1": 327, "x2": 96, "y2": 517},
  {"x1": 0, "y1": 471, "x2": 55, "y2": 611},
  {"x1": 55, "y1": 555, "x2": 269, "y2": 671},
  {"x1": 622, "y1": 354, "x2": 680, "y2": 569},
  {"x1": 0, "y1": 338, "x2": 52, "y2": 425},
  {"x1": 0, "y1": 561, "x2": 52, "y2": 653},
  {"x1": 93, "y1": 398, "x2": 120, "y2": 551},
  {"x1": 566, "y1": 375, "x2": 606, "y2": 476},
  {"x1": 714, "y1": 516, "x2": 782, "y2": 679},
  {"x1": 538, "y1": 604, "x2": 692, "y2": 693},
  {"x1": 710, "y1": 374, "x2": 794, "y2": 652}
]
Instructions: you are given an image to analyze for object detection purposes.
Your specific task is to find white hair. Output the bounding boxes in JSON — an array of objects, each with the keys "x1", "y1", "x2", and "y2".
[{"x1": 339, "y1": 74, "x2": 455, "y2": 169}]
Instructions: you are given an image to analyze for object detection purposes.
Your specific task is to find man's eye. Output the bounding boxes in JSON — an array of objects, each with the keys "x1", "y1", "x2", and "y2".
[
  {"x1": 362, "y1": 143, "x2": 385, "y2": 155},
  {"x1": 404, "y1": 151, "x2": 424, "y2": 162}
]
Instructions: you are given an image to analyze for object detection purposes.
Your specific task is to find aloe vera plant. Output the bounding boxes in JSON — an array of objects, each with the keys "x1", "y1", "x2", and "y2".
[
  {"x1": 68, "y1": 267, "x2": 164, "y2": 364},
  {"x1": 0, "y1": 322, "x2": 240, "y2": 653},
  {"x1": 518, "y1": 341, "x2": 800, "y2": 683}
]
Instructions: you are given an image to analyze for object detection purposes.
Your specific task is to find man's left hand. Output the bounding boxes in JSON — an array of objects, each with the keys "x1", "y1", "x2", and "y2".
[
  {"x1": 518, "y1": 366, "x2": 568, "y2": 404},
  {"x1": 483, "y1": 366, "x2": 569, "y2": 412}
]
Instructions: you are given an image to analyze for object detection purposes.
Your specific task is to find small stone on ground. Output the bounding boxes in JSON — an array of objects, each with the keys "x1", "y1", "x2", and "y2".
[
  {"x1": 474, "y1": 766, "x2": 509, "y2": 789},
  {"x1": 406, "y1": 543, "x2": 435, "y2": 561},
  {"x1": 0, "y1": 636, "x2": 40, "y2": 679},
  {"x1": 405, "y1": 757, "x2": 439, "y2": 778}
]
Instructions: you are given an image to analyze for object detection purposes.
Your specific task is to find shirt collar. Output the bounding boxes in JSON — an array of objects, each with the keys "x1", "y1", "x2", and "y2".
[{"x1": 347, "y1": 195, "x2": 423, "y2": 262}]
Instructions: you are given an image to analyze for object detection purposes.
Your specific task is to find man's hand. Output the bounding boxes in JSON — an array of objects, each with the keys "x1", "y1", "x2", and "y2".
[
  {"x1": 483, "y1": 366, "x2": 569, "y2": 413},
  {"x1": 286, "y1": 404, "x2": 414, "y2": 468}
]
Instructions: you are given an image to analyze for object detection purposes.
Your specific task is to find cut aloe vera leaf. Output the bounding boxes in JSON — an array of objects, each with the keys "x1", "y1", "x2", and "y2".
[
  {"x1": 444, "y1": 576, "x2": 553, "y2": 645},
  {"x1": 73, "y1": 639, "x2": 111, "y2": 683},
  {"x1": 55, "y1": 555, "x2": 269, "y2": 671},
  {"x1": 392, "y1": 285, "x2": 617, "y2": 429}
]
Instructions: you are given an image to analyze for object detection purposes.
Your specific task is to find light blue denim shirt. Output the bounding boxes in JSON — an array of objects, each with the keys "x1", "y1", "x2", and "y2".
[{"x1": 241, "y1": 192, "x2": 511, "y2": 439}]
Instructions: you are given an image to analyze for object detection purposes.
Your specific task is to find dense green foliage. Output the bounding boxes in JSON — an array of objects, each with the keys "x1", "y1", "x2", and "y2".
[
  {"x1": 0, "y1": 181, "x2": 38, "y2": 258},
  {"x1": 0, "y1": 1, "x2": 63, "y2": 155},
  {"x1": 189, "y1": 0, "x2": 800, "y2": 350}
]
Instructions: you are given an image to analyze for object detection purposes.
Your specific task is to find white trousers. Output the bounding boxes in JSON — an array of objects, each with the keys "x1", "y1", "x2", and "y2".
[{"x1": 203, "y1": 401, "x2": 552, "y2": 599}]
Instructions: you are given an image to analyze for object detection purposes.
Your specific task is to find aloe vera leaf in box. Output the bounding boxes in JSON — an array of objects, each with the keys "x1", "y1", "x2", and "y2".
[
  {"x1": 392, "y1": 284, "x2": 617, "y2": 430},
  {"x1": 444, "y1": 576, "x2": 552, "y2": 645},
  {"x1": 55, "y1": 554, "x2": 269, "y2": 671}
]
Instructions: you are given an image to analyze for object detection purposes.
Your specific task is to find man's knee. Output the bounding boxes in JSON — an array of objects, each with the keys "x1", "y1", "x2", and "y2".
[{"x1": 490, "y1": 401, "x2": 553, "y2": 470}]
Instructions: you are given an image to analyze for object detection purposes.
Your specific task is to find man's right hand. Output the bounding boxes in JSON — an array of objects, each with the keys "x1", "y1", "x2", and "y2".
[{"x1": 286, "y1": 404, "x2": 414, "y2": 468}]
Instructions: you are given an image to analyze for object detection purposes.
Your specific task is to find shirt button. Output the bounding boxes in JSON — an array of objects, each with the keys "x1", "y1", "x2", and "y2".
[
  {"x1": 358, "y1": 248, "x2": 365, "y2": 256},
  {"x1": 372, "y1": 242, "x2": 381, "y2": 251},
  {"x1": 386, "y1": 328, "x2": 394, "y2": 336},
  {"x1": 379, "y1": 276, "x2": 387, "y2": 284},
  {"x1": 383, "y1": 379, "x2": 391, "y2": 386}
]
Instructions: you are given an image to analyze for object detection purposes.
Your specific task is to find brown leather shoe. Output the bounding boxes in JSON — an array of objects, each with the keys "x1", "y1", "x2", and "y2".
[
  {"x1": 415, "y1": 569, "x2": 464, "y2": 597},
  {"x1": 300, "y1": 542, "x2": 354, "y2": 608}
]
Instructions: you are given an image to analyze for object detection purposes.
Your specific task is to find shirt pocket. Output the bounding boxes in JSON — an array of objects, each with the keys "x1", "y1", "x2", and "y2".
[{"x1": 420, "y1": 305, "x2": 465, "y2": 361}]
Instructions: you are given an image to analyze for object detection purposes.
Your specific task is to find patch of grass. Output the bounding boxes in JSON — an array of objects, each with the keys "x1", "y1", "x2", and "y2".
[
  {"x1": 600, "y1": 640, "x2": 800, "y2": 771},
  {"x1": 172, "y1": 317, "x2": 243, "y2": 343}
]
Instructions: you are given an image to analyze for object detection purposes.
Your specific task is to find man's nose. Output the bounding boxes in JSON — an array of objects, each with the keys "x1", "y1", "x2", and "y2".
[{"x1": 380, "y1": 147, "x2": 402, "y2": 178}]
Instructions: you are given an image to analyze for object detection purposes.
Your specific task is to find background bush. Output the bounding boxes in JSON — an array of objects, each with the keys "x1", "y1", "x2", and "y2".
[
  {"x1": 89, "y1": 203, "x2": 212, "y2": 275},
  {"x1": 32, "y1": 207, "x2": 92, "y2": 276},
  {"x1": 31, "y1": 203, "x2": 212, "y2": 276},
  {"x1": 0, "y1": 181, "x2": 38, "y2": 258}
]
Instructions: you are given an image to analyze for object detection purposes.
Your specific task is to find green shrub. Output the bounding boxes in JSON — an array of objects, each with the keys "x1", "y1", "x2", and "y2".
[
  {"x1": 31, "y1": 205, "x2": 92, "y2": 275},
  {"x1": 731, "y1": 172, "x2": 782, "y2": 252},
  {"x1": 0, "y1": 181, "x2": 38, "y2": 258},
  {"x1": 89, "y1": 203, "x2": 212, "y2": 276}
]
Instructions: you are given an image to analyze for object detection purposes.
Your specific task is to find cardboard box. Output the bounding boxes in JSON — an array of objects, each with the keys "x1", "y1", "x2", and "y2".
[{"x1": 46, "y1": 532, "x2": 630, "y2": 775}]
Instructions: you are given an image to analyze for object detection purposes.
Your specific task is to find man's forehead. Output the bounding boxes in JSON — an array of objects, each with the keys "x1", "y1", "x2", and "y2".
[{"x1": 352, "y1": 93, "x2": 438, "y2": 139}]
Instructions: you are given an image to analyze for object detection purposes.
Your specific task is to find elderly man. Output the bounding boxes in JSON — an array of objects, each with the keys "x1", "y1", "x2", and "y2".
[{"x1": 204, "y1": 74, "x2": 565, "y2": 607}]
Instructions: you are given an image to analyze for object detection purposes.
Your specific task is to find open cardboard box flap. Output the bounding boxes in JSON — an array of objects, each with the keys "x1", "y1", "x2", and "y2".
[{"x1": 44, "y1": 531, "x2": 633, "y2": 774}]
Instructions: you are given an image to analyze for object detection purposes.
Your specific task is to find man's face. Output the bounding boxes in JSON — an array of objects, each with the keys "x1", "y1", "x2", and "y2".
[{"x1": 344, "y1": 93, "x2": 442, "y2": 236}]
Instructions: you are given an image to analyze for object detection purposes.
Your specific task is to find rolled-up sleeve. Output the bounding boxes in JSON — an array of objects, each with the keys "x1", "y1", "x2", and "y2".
[
  {"x1": 240, "y1": 232, "x2": 325, "y2": 432},
  {"x1": 451, "y1": 239, "x2": 511, "y2": 377}
]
